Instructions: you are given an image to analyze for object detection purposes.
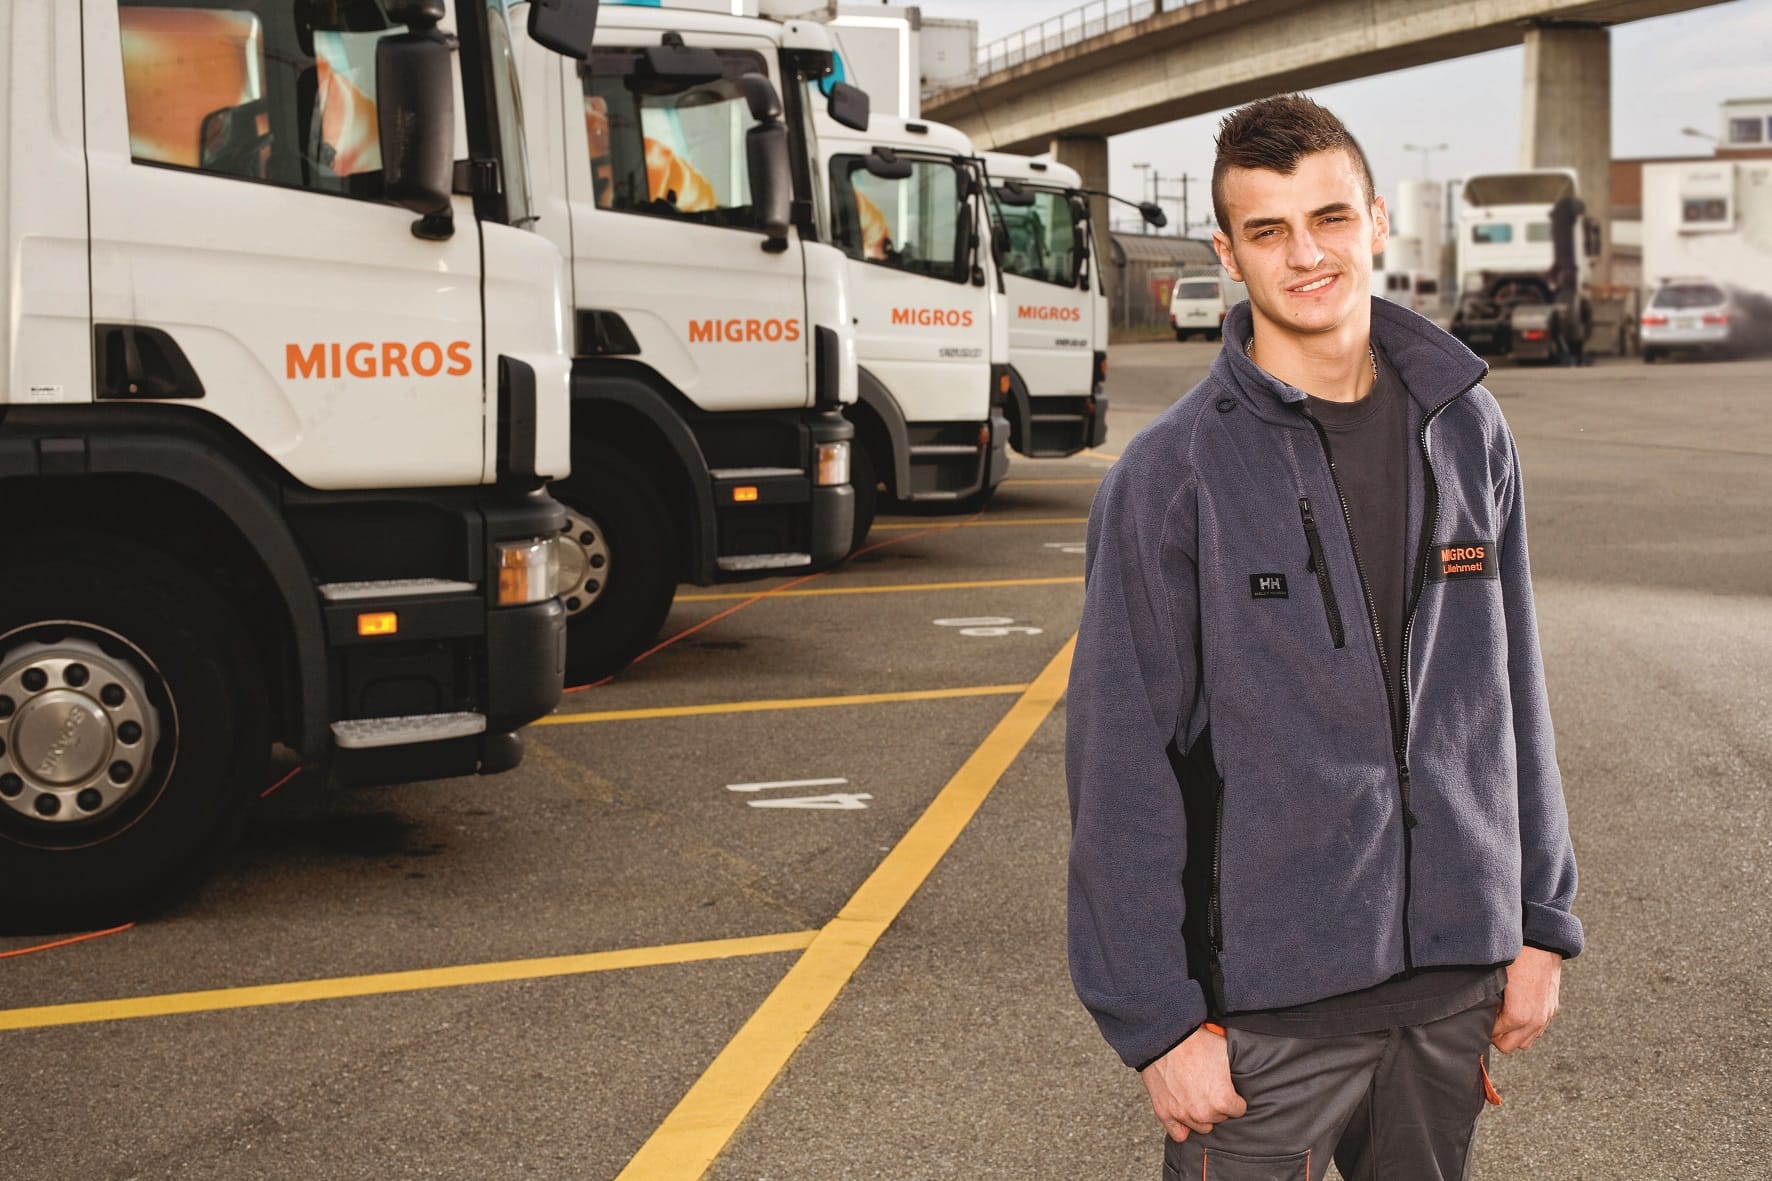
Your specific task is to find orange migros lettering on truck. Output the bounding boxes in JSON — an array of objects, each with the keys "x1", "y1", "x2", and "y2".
[
  {"x1": 686, "y1": 318, "x2": 803, "y2": 344},
  {"x1": 889, "y1": 307, "x2": 974, "y2": 328},
  {"x1": 285, "y1": 341, "x2": 474, "y2": 379},
  {"x1": 1016, "y1": 305, "x2": 1083, "y2": 322}
]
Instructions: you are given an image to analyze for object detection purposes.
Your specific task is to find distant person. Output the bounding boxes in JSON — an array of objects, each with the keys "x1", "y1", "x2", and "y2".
[{"x1": 1065, "y1": 94, "x2": 1582, "y2": 1180}]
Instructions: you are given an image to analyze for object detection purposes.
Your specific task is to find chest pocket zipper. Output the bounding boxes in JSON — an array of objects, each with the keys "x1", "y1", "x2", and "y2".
[{"x1": 1299, "y1": 497, "x2": 1345, "y2": 649}]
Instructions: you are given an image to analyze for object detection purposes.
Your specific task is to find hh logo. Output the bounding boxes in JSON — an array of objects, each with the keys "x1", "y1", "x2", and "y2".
[
  {"x1": 1428, "y1": 539, "x2": 1498, "y2": 582},
  {"x1": 1250, "y1": 573, "x2": 1289, "y2": 599}
]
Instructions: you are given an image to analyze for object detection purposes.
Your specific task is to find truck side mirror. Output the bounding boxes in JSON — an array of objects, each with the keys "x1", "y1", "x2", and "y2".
[
  {"x1": 826, "y1": 81, "x2": 870, "y2": 132},
  {"x1": 996, "y1": 182, "x2": 1037, "y2": 208},
  {"x1": 739, "y1": 73, "x2": 783, "y2": 122},
  {"x1": 1138, "y1": 200, "x2": 1167, "y2": 229},
  {"x1": 641, "y1": 35, "x2": 723, "y2": 86},
  {"x1": 377, "y1": 28, "x2": 456, "y2": 239},
  {"x1": 747, "y1": 121, "x2": 793, "y2": 252},
  {"x1": 528, "y1": 0, "x2": 600, "y2": 60}
]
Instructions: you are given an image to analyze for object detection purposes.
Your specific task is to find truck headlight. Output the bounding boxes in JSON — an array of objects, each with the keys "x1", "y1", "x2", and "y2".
[
  {"x1": 496, "y1": 536, "x2": 561, "y2": 606},
  {"x1": 815, "y1": 440, "x2": 850, "y2": 487}
]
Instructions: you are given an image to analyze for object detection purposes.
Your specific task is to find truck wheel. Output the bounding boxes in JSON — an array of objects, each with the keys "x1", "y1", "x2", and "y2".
[
  {"x1": 1174, "y1": 328, "x2": 1187, "y2": 342},
  {"x1": 554, "y1": 451, "x2": 678, "y2": 685},
  {"x1": 0, "y1": 536, "x2": 266, "y2": 932},
  {"x1": 850, "y1": 442, "x2": 880, "y2": 553}
]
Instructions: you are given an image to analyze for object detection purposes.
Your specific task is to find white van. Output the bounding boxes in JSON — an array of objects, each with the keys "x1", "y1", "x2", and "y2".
[
  {"x1": 1379, "y1": 269, "x2": 1442, "y2": 315},
  {"x1": 1170, "y1": 275, "x2": 1230, "y2": 341}
]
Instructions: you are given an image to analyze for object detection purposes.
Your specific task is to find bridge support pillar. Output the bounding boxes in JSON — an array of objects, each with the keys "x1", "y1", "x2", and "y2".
[
  {"x1": 1520, "y1": 22, "x2": 1611, "y2": 283},
  {"x1": 1052, "y1": 134, "x2": 1111, "y2": 259}
]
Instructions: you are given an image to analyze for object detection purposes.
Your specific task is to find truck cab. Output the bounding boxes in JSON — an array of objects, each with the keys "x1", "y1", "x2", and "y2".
[
  {"x1": 0, "y1": 0, "x2": 597, "y2": 926},
  {"x1": 979, "y1": 152, "x2": 1112, "y2": 458},
  {"x1": 1451, "y1": 169, "x2": 1598, "y2": 363},
  {"x1": 515, "y1": 3, "x2": 867, "y2": 682},
  {"x1": 815, "y1": 112, "x2": 1010, "y2": 542}
]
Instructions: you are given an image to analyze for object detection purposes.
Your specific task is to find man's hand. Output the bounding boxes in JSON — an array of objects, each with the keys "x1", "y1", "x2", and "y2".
[
  {"x1": 1140, "y1": 1026, "x2": 1247, "y2": 1142},
  {"x1": 1491, "y1": 945, "x2": 1562, "y2": 1054}
]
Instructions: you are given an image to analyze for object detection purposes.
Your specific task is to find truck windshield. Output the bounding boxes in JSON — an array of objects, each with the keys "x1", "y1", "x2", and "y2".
[
  {"x1": 990, "y1": 188, "x2": 1077, "y2": 287},
  {"x1": 830, "y1": 155, "x2": 965, "y2": 283},
  {"x1": 485, "y1": 0, "x2": 536, "y2": 227}
]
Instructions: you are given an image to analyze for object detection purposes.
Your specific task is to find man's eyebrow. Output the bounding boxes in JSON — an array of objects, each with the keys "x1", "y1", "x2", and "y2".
[{"x1": 1238, "y1": 202, "x2": 1356, "y2": 233}]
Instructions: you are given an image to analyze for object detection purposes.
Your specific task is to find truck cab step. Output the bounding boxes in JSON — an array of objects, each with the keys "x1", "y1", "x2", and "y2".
[
  {"x1": 318, "y1": 579, "x2": 478, "y2": 601},
  {"x1": 715, "y1": 552, "x2": 812, "y2": 573},
  {"x1": 331, "y1": 711, "x2": 488, "y2": 750}
]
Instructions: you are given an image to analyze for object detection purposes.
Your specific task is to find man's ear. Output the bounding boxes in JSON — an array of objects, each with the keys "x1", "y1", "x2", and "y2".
[
  {"x1": 1212, "y1": 231, "x2": 1243, "y2": 283},
  {"x1": 1371, "y1": 195, "x2": 1390, "y2": 256}
]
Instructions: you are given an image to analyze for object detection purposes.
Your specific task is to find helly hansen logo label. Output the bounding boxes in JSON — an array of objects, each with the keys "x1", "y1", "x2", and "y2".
[
  {"x1": 1428, "y1": 539, "x2": 1499, "y2": 582},
  {"x1": 1250, "y1": 573, "x2": 1289, "y2": 599}
]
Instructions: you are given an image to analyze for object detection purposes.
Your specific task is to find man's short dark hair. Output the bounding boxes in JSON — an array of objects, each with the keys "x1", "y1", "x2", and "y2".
[{"x1": 1211, "y1": 94, "x2": 1375, "y2": 234}]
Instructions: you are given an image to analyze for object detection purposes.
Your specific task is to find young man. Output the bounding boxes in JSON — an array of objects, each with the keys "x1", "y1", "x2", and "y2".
[{"x1": 1065, "y1": 95, "x2": 1581, "y2": 1180}]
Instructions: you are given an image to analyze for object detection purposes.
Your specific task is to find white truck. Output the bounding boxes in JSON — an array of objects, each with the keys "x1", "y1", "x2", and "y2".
[
  {"x1": 981, "y1": 152, "x2": 1162, "y2": 456},
  {"x1": 1449, "y1": 169, "x2": 1634, "y2": 363},
  {"x1": 514, "y1": 2, "x2": 874, "y2": 682},
  {"x1": 813, "y1": 112, "x2": 1010, "y2": 539},
  {"x1": 1641, "y1": 157, "x2": 1772, "y2": 299},
  {"x1": 0, "y1": 0, "x2": 597, "y2": 926}
]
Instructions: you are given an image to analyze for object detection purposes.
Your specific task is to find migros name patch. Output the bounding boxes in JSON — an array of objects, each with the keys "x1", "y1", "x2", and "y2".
[
  {"x1": 1017, "y1": 305, "x2": 1082, "y2": 322},
  {"x1": 1428, "y1": 539, "x2": 1498, "y2": 581},
  {"x1": 688, "y1": 318, "x2": 802, "y2": 344},
  {"x1": 891, "y1": 307, "x2": 974, "y2": 328},
  {"x1": 287, "y1": 341, "x2": 472, "y2": 380}
]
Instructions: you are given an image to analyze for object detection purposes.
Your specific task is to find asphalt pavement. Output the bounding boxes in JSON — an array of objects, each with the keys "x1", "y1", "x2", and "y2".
[{"x1": 2, "y1": 343, "x2": 1767, "y2": 1180}]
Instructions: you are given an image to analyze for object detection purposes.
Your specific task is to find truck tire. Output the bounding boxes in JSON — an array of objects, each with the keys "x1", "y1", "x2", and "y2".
[
  {"x1": 849, "y1": 441, "x2": 880, "y2": 553},
  {"x1": 554, "y1": 450, "x2": 678, "y2": 685},
  {"x1": 1174, "y1": 328, "x2": 1187, "y2": 342},
  {"x1": 0, "y1": 535, "x2": 267, "y2": 932}
]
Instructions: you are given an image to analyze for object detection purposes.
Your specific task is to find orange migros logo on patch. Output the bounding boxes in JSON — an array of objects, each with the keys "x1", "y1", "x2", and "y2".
[
  {"x1": 1430, "y1": 539, "x2": 1497, "y2": 581},
  {"x1": 286, "y1": 341, "x2": 472, "y2": 380},
  {"x1": 891, "y1": 307, "x2": 974, "y2": 328},
  {"x1": 688, "y1": 318, "x2": 802, "y2": 344},
  {"x1": 1017, "y1": 305, "x2": 1082, "y2": 322}
]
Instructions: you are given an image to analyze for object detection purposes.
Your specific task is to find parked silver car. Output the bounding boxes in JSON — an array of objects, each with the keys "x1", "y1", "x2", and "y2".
[{"x1": 1641, "y1": 278, "x2": 1772, "y2": 361}]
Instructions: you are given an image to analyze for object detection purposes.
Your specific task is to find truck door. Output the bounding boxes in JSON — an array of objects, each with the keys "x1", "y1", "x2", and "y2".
[
  {"x1": 569, "y1": 38, "x2": 807, "y2": 410},
  {"x1": 995, "y1": 187, "x2": 1091, "y2": 399},
  {"x1": 829, "y1": 151, "x2": 992, "y2": 426},
  {"x1": 84, "y1": 1, "x2": 486, "y2": 490}
]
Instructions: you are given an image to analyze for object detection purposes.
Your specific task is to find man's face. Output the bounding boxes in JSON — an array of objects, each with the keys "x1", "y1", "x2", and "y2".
[{"x1": 1211, "y1": 148, "x2": 1388, "y2": 343}]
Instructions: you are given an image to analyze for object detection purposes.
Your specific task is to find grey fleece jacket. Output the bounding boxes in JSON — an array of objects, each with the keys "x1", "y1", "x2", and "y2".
[{"x1": 1066, "y1": 297, "x2": 1582, "y2": 1070}]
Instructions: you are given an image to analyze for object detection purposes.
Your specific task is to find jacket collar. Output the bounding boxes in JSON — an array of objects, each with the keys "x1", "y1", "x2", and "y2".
[{"x1": 1212, "y1": 297, "x2": 1490, "y2": 428}]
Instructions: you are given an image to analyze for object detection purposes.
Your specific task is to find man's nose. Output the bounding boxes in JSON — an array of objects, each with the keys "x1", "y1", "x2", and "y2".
[{"x1": 1286, "y1": 227, "x2": 1323, "y2": 271}]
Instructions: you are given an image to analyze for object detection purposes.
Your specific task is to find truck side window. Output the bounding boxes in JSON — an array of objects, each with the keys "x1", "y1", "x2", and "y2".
[
  {"x1": 991, "y1": 190, "x2": 1077, "y2": 287},
  {"x1": 583, "y1": 48, "x2": 769, "y2": 230},
  {"x1": 829, "y1": 156, "x2": 964, "y2": 283},
  {"x1": 116, "y1": 1, "x2": 395, "y2": 197}
]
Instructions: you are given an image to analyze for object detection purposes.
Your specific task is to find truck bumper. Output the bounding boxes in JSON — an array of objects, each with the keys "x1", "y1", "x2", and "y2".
[
  {"x1": 706, "y1": 407, "x2": 855, "y2": 583},
  {"x1": 1017, "y1": 393, "x2": 1108, "y2": 458},
  {"x1": 325, "y1": 486, "x2": 567, "y2": 787}
]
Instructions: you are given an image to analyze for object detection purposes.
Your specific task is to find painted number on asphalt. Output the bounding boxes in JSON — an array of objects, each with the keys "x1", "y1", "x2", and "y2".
[
  {"x1": 726, "y1": 776, "x2": 872, "y2": 810},
  {"x1": 933, "y1": 616, "x2": 1044, "y2": 637}
]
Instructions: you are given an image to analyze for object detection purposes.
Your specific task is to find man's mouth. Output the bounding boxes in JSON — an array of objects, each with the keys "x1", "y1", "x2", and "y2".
[{"x1": 1290, "y1": 274, "x2": 1338, "y2": 294}]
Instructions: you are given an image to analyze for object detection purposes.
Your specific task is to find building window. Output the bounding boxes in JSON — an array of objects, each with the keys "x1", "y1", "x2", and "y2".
[{"x1": 1727, "y1": 117, "x2": 1763, "y2": 145}]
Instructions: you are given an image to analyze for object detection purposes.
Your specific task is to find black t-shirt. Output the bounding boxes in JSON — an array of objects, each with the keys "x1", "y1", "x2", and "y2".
[{"x1": 1224, "y1": 344, "x2": 1504, "y2": 1038}]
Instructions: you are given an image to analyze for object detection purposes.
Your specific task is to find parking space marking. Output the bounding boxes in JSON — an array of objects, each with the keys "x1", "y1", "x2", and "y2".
[
  {"x1": 676, "y1": 576, "x2": 1082, "y2": 603},
  {"x1": 537, "y1": 683, "x2": 1029, "y2": 727},
  {"x1": 614, "y1": 635, "x2": 1076, "y2": 1181},
  {"x1": 869, "y1": 516, "x2": 1088, "y2": 531},
  {"x1": 726, "y1": 778, "x2": 850, "y2": 793},
  {"x1": 0, "y1": 931, "x2": 817, "y2": 1034}
]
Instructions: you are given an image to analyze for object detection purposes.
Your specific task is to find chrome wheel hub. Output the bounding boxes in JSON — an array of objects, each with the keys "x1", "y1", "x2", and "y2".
[{"x1": 558, "y1": 508, "x2": 611, "y2": 617}]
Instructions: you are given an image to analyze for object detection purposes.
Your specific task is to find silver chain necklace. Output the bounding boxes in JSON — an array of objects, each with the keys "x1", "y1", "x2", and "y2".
[{"x1": 1245, "y1": 337, "x2": 1380, "y2": 386}]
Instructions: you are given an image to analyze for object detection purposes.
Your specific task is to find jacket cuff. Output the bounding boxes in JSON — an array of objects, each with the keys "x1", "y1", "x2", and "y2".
[
  {"x1": 1522, "y1": 901, "x2": 1584, "y2": 959},
  {"x1": 1083, "y1": 978, "x2": 1209, "y2": 1070}
]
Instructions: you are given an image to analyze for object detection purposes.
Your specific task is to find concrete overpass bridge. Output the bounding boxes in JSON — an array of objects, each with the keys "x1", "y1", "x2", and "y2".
[{"x1": 923, "y1": 0, "x2": 1732, "y2": 280}]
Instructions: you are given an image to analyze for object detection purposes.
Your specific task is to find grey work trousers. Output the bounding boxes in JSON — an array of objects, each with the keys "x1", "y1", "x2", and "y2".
[{"x1": 1161, "y1": 994, "x2": 1504, "y2": 1181}]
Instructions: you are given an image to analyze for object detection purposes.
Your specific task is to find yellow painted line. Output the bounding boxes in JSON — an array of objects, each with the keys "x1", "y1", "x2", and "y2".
[
  {"x1": 1087, "y1": 448, "x2": 1120, "y2": 462},
  {"x1": 870, "y1": 516, "x2": 1087, "y2": 531},
  {"x1": 0, "y1": 931, "x2": 816, "y2": 1033},
  {"x1": 538, "y1": 683, "x2": 1029, "y2": 727},
  {"x1": 616, "y1": 635, "x2": 1077, "y2": 1180},
  {"x1": 676, "y1": 576, "x2": 1082, "y2": 603}
]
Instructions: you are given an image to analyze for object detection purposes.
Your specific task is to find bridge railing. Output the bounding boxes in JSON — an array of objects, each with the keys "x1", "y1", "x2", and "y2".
[{"x1": 974, "y1": 0, "x2": 1204, "y2": 79}]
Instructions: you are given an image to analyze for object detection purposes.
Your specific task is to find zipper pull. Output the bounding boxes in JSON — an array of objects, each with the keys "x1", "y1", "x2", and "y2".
[
  {"x1": 1300, "y1": 497, "x2": 1316, "y2": 528},
  {"x1": 1397, "y1": 761, "x2": 1419, "y2": 829}
]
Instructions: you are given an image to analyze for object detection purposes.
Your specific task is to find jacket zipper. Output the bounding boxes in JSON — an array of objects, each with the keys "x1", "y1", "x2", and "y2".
[
  {"x1": 1209, "y1": 776, "x2": 1226, "y2": 952},
  {"x1": 1299, "y1": 376, "x2": 1483, "y2": 976},
  {"x1": 1298, "y1": 498, "x2": 1345, "y2": 648}
]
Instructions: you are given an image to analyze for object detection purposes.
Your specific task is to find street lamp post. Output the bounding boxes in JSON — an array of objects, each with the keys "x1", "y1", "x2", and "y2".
[{"x1": 1403, "y1": 142, "x2": 1449, "y2": 179}]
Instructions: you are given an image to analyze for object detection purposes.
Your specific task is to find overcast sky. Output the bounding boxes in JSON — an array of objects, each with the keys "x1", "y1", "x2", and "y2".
[{"x1": 920, "y1": 0, "x2": 1771, "y2": 232}]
